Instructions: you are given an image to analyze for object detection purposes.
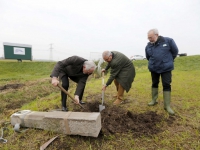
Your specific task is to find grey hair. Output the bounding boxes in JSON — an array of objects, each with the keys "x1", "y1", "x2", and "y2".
[
  {"x1": 148, "y1": 28, "x2": 159, "y2": 35},
  {"x1": 102, "y1": 51, "x2": 112, "y2": 58},
  {"x1": 83, "y1": 60, "x2": 97, "y2": 70}
]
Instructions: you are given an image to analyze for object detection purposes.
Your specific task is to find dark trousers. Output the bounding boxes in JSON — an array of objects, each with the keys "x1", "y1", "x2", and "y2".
[
  {"x1": 69, "y1": 76, "x2": 85, "y2": 101},
  {"x1": 61, "y1": 75, "x2": 69, "y2": 108},
  {"x1": 151, "y1": 71, "x2": 172, "y2": 91},
  {"x1": 61, "y1": 75, "x2": 85, "y2": 107}
]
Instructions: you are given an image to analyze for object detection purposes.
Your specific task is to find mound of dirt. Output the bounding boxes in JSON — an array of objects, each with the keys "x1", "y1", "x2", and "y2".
[{"x1": 73, "y1": 101, "x2": 169, "y2": 137}]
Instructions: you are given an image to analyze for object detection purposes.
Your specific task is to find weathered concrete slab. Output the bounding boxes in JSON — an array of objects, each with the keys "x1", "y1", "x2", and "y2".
[
  {"x1": 10, "y1": 110, "x2": 101, "y2": 137},
  {"x1": 67, "y1": 112, "x2": 101, "y2": 137},
  {"x1": 10, "y1": 110, "x2": 32, "y2": 126}
]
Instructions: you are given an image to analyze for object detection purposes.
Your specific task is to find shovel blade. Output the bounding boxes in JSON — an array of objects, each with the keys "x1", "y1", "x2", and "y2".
[{"x1": 99, "y1": 105, "x2": 105, "y2": 112}]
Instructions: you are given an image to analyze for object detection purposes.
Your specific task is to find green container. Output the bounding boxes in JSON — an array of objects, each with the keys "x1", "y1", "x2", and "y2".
[{"x1": 3, "y1": 42, "x2": 32, "y2": 61}]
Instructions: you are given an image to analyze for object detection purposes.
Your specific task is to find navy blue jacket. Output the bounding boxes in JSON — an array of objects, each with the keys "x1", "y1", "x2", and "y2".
[{"x1": 145, "y1": 36, "x2": 178, "y2": 73}]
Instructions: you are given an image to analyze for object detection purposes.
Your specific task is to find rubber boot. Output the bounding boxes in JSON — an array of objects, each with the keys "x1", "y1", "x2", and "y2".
[
  {"x1": 148, "y1": 88, "x2": 158, "y2": 106},
  {"x1": 163, "y1": 91, "x2": 174, "y2": 115},
  {"x1": 113, "y1": 84, "x2": 124, "y2": 105},
  {"x1": 112, "y1": 94, "x2": 118, "y2": 98}
]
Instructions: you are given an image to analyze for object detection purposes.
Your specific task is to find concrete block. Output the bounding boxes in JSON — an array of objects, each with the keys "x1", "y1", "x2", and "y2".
[
  {"x1": 24, "y1": 111, "x2": 49, "y2": 129},
  {"x1": 43, "y1": 111, "x2": 72, "y2": 134},
  {"x1": 10, "y1": 110, "x2": 32, "y2": 126},
  {"x1": 10, "y1": 110, "x2": 101, "y2": 137},
  {"x1": 67, "y1": 112, "x2": 101, "y2": 137}
]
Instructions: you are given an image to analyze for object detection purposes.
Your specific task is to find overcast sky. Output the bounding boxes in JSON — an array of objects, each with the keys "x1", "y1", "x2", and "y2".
[{"x1": 0, "y1": 0, "x2": 200, "y2": 61}]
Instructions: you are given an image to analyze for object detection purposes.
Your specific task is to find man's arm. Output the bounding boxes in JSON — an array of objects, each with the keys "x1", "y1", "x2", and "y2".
[
  {"x1": 169, "y1": 39, "x2": 179, "y2": 59},
  {"x1": 50, "y1": 61, "x2": 64, "y2": 78},
  {"x1": 145, "y1": 46, "x2": 150, "y2": 61},
  {"x1": 105, "y1": 64, "x2": 111, "y2": 71},
  {"x1": 50, "y1": 56, "x2": 77, "y2": 86},
  {"x1": 74, "y1": 76, "x2": 88, "y2": 96},
  {"x1": 106, "y1": 63, "x2": 122, "y2": 86}
]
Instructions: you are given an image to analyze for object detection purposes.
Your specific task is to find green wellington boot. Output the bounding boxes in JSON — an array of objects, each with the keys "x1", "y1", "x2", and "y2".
[
  {"x1": 148, "y1": 88, "x2": 158, "y2": 106},
  {"x1": 163, "y1": 91, "x2": 175, "y2": 115}
]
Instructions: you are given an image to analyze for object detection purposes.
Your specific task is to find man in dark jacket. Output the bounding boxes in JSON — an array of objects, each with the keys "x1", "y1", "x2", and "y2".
[
  {"x1": 50, "y1": 56, "x2": 96, "y2": 111},
  {"x1": 102, "y1": 51, "x2": 135, "y2": 105},
  {"x1": 145, "y1": 29, "x2": 178, "y2": 115}
]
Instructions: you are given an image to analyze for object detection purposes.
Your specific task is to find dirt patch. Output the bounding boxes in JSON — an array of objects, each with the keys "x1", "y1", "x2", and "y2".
[
  {"x1": 0, "y1": 78, "x2": 51, "y2": 92},
  {"x1": 73, "y1": 101, "x2": 175, "y2": 137},
  {"x1": 0, "y1": 84, "x2": 24, "y2": 91},
  {"x1": 0, "y1": 78, "x2": 58, "y2": 112}
]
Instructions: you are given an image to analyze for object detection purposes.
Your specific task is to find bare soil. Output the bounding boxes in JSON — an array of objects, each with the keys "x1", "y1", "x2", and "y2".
[
  {"x1": 0, "y1": 83, "x2": 24, "y2": 91},
  {"x1": 73, "y1": 101, "x2": 176, "y2": 137}
]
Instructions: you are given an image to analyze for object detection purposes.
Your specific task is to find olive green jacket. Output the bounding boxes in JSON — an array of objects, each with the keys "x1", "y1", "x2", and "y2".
[{"x1": 105, "y1": 51, "x2": 135, "y2": 92}]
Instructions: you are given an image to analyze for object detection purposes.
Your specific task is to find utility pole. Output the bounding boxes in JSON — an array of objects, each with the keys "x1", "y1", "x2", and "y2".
[{"x1": 50, "y1": 43, "x2": 53, "y2": 61}]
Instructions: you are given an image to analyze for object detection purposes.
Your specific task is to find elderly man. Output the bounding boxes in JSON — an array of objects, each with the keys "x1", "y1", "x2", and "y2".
[
  {"x1": 102, "y1": 51, "x2": 135, "y2": 105},
  {"x1": 145, "y1": 29, "x2": 178, "y2": 115},
  {"x1": 50, "y1": 56, "x2": 96, "y2": 111}
]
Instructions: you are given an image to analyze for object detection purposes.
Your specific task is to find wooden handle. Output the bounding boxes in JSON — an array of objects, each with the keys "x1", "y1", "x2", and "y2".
[{"x1": 57, "y1": 84, "x2": 85, "y2": 109}]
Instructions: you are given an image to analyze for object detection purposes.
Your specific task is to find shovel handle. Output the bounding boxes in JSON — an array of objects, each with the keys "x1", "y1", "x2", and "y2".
[
  {"x1": 57, "y1": 84, "x2": 85, "y2": 109},
  {"x1": 102, "y1": 72, "x2": 104, "y2": 85},
  {"x1": 101, "y1": 72, "x2": 105, "y2": 105}
]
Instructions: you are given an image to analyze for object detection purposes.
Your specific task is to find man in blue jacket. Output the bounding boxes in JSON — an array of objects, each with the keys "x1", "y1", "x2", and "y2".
[{"x1": 145, "y1": 29, "x2": 178, "y2": 115}]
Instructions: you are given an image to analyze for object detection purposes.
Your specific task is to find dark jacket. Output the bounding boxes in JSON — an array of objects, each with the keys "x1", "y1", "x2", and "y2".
[
  {"x1": 145, "y1": 36, "x2": 178, "y2": 73},
  {"x1": 105, "y1": 51, "x2": 135, "y2": 92},
  {"x1": 50, "y1": 56, "x2": 89, "y2": 96}
]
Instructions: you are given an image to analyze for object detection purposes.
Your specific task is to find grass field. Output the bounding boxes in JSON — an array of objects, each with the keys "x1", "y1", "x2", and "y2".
[{"x1": 0, "y1": 55, "x2": 200, "y2": 150}]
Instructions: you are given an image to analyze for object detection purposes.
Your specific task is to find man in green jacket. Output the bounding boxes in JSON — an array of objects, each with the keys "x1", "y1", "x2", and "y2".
[{"x1": 102, "y1": 51, "x2": 136, "y2": 105}]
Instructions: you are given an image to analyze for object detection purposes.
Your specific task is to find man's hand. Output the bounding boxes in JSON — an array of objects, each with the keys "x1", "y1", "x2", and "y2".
[
  {"x1": 74, "y1": 95, "x2": 80, "y2": 104},
  {"x1": 102, "y1": 85, "x2": 107, "y2": 91},
  {"x1": 51, "y1": 77, "x2": 59, "y2": 86}
]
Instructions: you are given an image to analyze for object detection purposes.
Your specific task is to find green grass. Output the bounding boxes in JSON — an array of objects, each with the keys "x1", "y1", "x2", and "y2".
[
  {"x1": 0, "y1": 56, "x2": 200, "y2": 150},
  {"x1": 0, "y1": 60, "x2": 56, "y2": 84}
]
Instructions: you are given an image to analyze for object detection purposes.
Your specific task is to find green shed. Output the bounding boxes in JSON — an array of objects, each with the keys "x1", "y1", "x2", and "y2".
[{"x1": 3, "y1": 42, "x2": 32, "y2": 62}]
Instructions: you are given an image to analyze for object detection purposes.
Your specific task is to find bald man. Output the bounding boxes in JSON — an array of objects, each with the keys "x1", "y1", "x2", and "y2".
[
  {"x1": 145, "y1": 29, "x2": 178, "y2": 115},
  {"x1": 102, "y1": 51, "x2": 135, "y2": 105}
]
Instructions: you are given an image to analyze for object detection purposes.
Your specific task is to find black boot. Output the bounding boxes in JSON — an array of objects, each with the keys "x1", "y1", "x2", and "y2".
[
  {"x1": 62, "y1": 107, "x2": 68, "y2": 112},
  {"x1": 79, "y1": 100, "x2": 85, "y2": 104}
]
